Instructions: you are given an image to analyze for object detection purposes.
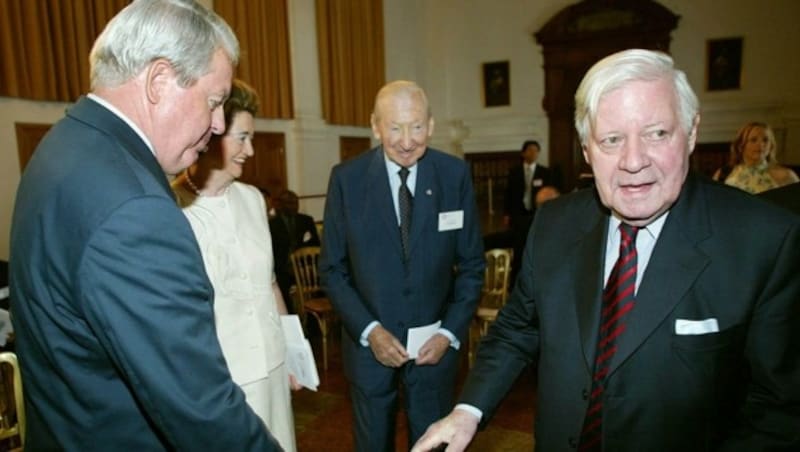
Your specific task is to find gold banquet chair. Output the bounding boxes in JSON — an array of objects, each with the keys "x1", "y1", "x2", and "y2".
[
  {"x1": 0, "y1": 352, "x2": 24, "y2": 450},
  {"x1": 469, "y1": 248, "x2": 514, "y2": 367},
  {"x1": 290, "y1": 246, "x2": 335, "y2": 371}
]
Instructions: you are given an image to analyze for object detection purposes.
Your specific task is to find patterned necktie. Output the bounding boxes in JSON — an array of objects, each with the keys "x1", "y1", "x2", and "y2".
[
  {"x1": 398, "y1": 167, "x2": 413, "y2": 260},
  {"x1": 579, "y1": 223, "x2": 639, "y2": 451}
]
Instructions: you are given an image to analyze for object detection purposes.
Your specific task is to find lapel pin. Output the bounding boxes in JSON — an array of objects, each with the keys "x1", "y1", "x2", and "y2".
[{"x1": 426, "y1": 189, "x2": 432, "y2": 196}]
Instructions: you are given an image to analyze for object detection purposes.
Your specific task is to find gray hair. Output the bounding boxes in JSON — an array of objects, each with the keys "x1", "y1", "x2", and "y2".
[
  {"x1": 574, "y1": 49, "x2": 698, "y2": 146},
  {"x1": 90, "y1": 0, "x2": 239, "y2": 90}
]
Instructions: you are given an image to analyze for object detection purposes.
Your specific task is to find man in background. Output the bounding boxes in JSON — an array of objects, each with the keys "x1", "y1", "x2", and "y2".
[
  {"x1": 270, "y1": 189, "x2": 321, "y2": 305},
  {"x1": 414, "y1": 49, "x2": 800, "y2": 451},
  {"x1": 503, "y1": 140, "x2": 555, "y2": 284},
  {"x1": 320, "y1": 80, "x2": 484, "y2": 451},
  {"x1": 9, "y1": 1, "x2": 280, "y2": 449}
]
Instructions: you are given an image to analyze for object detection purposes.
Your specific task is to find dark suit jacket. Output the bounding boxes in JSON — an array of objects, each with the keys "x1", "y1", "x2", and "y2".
[
  {"x1": 759, "y1": 182, "x2": 800, "y2": 215},
  {"x1": 504, "y1": 163, "x2": 554, "y2": 220},
  {"x1": 270, "y1": 212, "x2": 321, "y2": 302},
  {"x1": 10, "y1": 97, "x2": 279, "y2": 451},
  {"x1": 463, "y1": 174, "x2": 800, "y2": 451},
  {"x1": 320, "y1": 147, "x2": 485, "y2": 386}
]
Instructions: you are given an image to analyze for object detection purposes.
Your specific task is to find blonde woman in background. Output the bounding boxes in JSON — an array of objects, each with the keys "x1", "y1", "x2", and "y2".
[
  {"x1": 173, "y1": 79, "x2": 299, "y2": 452},
  {"x1": 713, "y1": 121, "x2": 799, "y2": 193}
]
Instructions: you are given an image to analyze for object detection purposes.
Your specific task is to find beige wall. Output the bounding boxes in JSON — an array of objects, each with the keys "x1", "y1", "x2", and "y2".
[{"x1": 1, "y1": 0, "x2": 798, "y2": 260}]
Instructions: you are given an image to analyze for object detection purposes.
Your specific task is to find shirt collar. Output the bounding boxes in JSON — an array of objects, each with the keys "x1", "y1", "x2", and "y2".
[
  {"x1": 608, "y1": 211, "x2": 668, "y2": 241},
  {"x1": 87, "y1": 93, "x2": 156, "y2": 156}
]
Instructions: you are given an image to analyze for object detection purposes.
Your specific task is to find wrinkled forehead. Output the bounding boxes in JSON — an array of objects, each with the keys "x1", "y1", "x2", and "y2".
[{"x1": 375, "y1": 91, "x2": 429, "y2": 121}]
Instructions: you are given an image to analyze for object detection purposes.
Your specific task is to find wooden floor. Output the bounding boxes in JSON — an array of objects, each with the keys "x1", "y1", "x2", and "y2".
[{"x1": 292, "y1": 327, "x2": 537, "y2": 451}]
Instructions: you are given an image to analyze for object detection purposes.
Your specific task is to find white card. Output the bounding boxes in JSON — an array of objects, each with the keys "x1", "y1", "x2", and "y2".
[
  {"x1": 438, "y1": 210, "x2": 464, "y2": 231},
  {"x1": 406, "y1": 321, "x2": 442, "y2": 359}
]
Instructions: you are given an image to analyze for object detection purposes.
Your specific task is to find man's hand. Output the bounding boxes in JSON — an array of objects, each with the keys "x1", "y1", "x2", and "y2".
[
  {"x1": 368, "y1": 325, "x2": 409, "y2": 367},
  {"x1": 415, "y1": 333, "x2": 450, "y2": 365},
  {"x1": 411, "y1": 409, "x2": 480, "y2": 452}
]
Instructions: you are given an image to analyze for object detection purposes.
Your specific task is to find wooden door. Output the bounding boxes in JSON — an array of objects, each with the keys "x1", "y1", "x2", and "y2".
[
  {"x1": 340, "y1": 136, "x2": 371, "y2": 162},
  {"x1": 15, "y1": 122, "x2": 53, "y2": 171},
  {"x1": 535, "y1": 0, "x2": 679, "y2": 191}
]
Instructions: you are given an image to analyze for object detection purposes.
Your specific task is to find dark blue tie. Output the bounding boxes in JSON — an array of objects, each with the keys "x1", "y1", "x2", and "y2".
[{"x1": 398, "y1": 167, "x2": 412, "y2": 260}]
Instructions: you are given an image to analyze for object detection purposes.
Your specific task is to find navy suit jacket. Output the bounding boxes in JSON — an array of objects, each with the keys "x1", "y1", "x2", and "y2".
[
  {"x1": 10, "y1": 97, "x2": 279, "y2": 451},
  {"x1": 320, "y1": 147, "x2": 484, "y2": 386},
  {"x1": 463, "y1": 174, "x2": 800, "y2": 451}
]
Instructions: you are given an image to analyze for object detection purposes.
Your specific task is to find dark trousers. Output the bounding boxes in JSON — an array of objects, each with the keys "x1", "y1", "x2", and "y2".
[{"x1": 349, "y1": 348, "x2": 459, "y2": 452}]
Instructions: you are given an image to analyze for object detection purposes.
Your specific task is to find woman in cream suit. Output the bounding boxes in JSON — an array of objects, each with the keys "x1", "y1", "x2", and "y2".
[{"x1": 173, "y1": 80, "x2": 299, "y2": 452}]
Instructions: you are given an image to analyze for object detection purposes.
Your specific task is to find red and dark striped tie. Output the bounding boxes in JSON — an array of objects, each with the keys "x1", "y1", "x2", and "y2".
[{"x1": 578, "y1": 223, "x2": 638, "y2": 451}]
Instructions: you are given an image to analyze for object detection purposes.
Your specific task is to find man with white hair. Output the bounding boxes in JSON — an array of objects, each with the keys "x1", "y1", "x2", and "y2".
[
  {"x1": 10, "y1": 1, "x2": 281, "y2": 449},
  {"x1": 413, "y1": 49, "x2": 800, "y2": 451}
]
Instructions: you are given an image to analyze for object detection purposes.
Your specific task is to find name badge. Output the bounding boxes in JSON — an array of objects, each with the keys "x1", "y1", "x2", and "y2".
[
  {"x1": 532, "y1": 178, "x2": 543, "y2": 187},
  {"x1": 438, "y1": 210, "x2": 464, "y2": 231}
]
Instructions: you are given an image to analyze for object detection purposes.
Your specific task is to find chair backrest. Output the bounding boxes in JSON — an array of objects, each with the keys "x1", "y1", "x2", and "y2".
[
  {"x1": 0, "y1": 351, "x2": 24, "y2": 447},
  {"x1": 482, "y1": 248, "x2": 514, "y2": 308},
  {"x1": 290, "y1": 246, "x2": 323, "y2": 313}
]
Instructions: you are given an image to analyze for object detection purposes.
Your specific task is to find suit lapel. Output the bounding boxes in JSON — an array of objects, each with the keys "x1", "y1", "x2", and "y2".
[
  {"x1": 365, "y1": 148, "x2": 405, "y2": 258},
  {"x1": 408, "y1": 152, "x2": 437, "y2": 258},
  {"x1": 607, "y1": 175, "x2": 711, "y2": 375},
  {"x1": 574, "y1": 206, "x2": 609, "y2": 372}
]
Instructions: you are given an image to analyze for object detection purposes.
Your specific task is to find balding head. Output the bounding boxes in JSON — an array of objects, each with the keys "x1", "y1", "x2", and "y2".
[{"x1": 370, "y1": 80, "x2": 434, "y2": 168}]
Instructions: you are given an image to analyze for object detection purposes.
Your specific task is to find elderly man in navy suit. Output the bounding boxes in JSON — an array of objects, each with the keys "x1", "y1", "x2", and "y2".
[
  {"x1": 320, "y1": 80, "x2": 485, "y2": 451},
  {"x1": 414, "y1": 49, "x2": 800, "y2": 451},
  {"x1": 9, "y1": 1, "x2": 280, "y2": 450}
]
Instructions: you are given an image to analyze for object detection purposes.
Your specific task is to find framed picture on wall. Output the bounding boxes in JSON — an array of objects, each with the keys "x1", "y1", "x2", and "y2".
[
  {"x1": 482, "y1": 61, "x2": 510, "y2": 107},
  {"x1": 706, "y1": 37, "x2": 743, "y2": 91}
]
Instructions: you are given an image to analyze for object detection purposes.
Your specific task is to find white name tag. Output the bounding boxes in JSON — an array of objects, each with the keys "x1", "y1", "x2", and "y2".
[
  {"x1": 438, "y1": 210, "x2": 464, "y2": 231},
  {"x1": 675, "y1": 318, "x2": 719, "y2": 335},
  {"x1": 532, "y1": 178, "x2": 543, "y2": 187}
]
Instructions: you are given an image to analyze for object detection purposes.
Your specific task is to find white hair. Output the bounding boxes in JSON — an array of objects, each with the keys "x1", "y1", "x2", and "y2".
[{"x1": 574, "y1": 49, "x2": 698, "y2": 146}]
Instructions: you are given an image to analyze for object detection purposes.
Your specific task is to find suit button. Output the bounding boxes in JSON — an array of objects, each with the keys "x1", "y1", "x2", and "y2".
[
  {"x1": 582, "y1": 388, "x2": 589, "y2": 400},
  {"x1": 403, "y1": 289, "x2": 411, "y2": 296},
  {"x1": 568, "y1": 436, "x2": 577, "y2": 448}
]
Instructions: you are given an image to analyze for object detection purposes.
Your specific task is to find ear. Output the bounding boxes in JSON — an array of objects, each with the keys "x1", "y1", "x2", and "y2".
[
  {"x1": 687, "y1": 114, "x2": 700, "y2": 155},
  {"x1": 145, "y1": 58, "x2": 174, "y2": 105},
  {"x1": 370, "y1": 113, "x2": 381, "y2": 140},
  {"x1": 427, "y1": 116, "x2": 435, "y2": 137},
  {"x1": 582, "y1": 144, "x2": 591, "y2": 165}
]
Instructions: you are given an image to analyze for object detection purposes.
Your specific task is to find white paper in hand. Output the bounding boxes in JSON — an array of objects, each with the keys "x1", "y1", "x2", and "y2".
[
  {"x1": 281, "y1": 315, "x2": 320, "y2": 391},
  {"x1": 406, "y1": 320, "x2": 441, "y2": 359}
]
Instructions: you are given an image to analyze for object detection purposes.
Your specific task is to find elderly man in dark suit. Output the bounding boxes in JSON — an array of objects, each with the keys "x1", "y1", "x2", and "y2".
[
  {"x1": 9, "y1": 1, "x2": 280, "y2": 450},
  {"x1": 414, "y1": 49, "x2": 800, "y2": 451},
  {"x1": 320, "y1": 80, "x2": 485, "y2": 451}
]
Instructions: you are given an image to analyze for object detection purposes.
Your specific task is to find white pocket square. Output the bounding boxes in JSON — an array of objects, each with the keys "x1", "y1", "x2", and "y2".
[{"x1": 675, "y1": 318, "x2": 719, "y2": 335}]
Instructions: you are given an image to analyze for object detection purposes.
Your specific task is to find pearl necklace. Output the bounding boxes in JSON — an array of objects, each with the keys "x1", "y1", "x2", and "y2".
[{"x1": 184, "y1": 172, "x2": 203, "y2": 196}]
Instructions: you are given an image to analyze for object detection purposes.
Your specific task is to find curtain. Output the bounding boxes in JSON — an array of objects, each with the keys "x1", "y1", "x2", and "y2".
[
  {"x1": 215, "y1": 0, "x2": 294, "y2": 119},
  {"x1": 0, "y1": 0, "x2": 128, "y2": 102},
  {"x1": 316, "y1": 0, "x2": 385, "y2": 127}
]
